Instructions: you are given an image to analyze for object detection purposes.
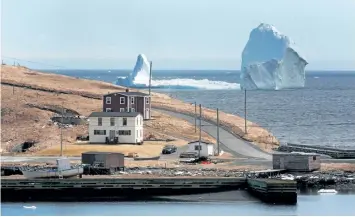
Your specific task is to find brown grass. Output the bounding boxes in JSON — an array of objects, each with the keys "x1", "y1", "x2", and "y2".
[
  {"x1": 320, "y1": 163, "x2": 355, "y2": 172},
  {"x1": 1, "y1": 65, "x2": 278, "y2": 154},
  {"x1": 35, "y1": 140, "x2": 187, "y2": 157}
]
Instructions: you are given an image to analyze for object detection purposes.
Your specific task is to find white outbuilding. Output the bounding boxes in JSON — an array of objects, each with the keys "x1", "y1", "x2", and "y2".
[
  {"x1": 88, "y1": 112, "x2": 143, "y2": 144},
  {"x1": 186, "y1": 140, "x2": 215, "y2": 157}
]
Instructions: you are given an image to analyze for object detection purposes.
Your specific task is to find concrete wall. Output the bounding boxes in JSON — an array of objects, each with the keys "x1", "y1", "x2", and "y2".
[{"x1": 89, "y1": 115, "x2": 143, "y2": 144}]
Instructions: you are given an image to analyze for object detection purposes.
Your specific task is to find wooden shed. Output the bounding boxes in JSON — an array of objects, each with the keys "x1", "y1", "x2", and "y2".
[
  {"x1": 272, "y1": 153, "x2": 320, "y2": 172},
  {"x1": 81, "y1": 152, "x2": 124, "y2": 169}
]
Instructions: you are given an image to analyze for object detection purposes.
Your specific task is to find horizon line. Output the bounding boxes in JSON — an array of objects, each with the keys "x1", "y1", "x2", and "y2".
[{"x1": 35, "y1": 68, "x2": 355, "y2": 72}]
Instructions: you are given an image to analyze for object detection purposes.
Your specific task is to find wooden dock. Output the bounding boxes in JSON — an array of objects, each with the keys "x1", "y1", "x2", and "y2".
[
  {"x1": 247, "y1": 178, "x2": 297, "y2": 204},
  {"x1": 1, "y1": 176, "x2": 298, "y2": 204},
  {"x1": 1, "y1": 177, "x2": 247, "y2": 202}
]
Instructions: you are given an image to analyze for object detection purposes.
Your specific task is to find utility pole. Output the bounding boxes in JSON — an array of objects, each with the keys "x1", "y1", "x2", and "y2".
[
  {"x1": 194, "y1": 102, "x2": 197, "y2": 133},
  {"x1": 149, "y1": 61, "x2": 152, "y2": 96},
  {"x1": 198, "y1": 104, "x2": 202, "y2": 158},
  {"x1": 244, "y1": 89, "x2": 247, "y2": 134},
  {"x1": 60, "y1": 103, "x2": 64, "y2": 157},
  {"x1": 217, "y1": 108, "x2": 220, "y2": 156}
]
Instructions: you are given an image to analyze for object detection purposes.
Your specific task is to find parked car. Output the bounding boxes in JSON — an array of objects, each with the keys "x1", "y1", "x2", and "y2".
[{"x1": 162, "y1": 145, "x2": 177, "y2": 154}]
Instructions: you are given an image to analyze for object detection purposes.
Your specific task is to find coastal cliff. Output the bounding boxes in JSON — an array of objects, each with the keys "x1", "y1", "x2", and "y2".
[{"x1": 1, "y1": 65, "x2": 279, "y2": 155}]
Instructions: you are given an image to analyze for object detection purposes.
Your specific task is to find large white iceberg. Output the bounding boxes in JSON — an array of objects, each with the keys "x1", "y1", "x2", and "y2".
[
  {"x1": 240, "y1": 23, "x2": 308, "y2": 90},
  {"x1": 116, "y1": 54, "x2": 151, "y2": 87},
  {"x1": 115, "y1": 54, "x2": 240, "y2": 90}
]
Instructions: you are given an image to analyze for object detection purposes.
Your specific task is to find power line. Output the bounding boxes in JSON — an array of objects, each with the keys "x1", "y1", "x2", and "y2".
[{"x1": 1, "y1": 56, "x2": 69, "y2": 69}]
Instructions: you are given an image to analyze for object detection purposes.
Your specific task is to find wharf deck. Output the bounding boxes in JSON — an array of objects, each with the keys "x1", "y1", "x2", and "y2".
[
  {"x1": 247, "y1": 178, "x2": 297, "y2": 204},
  {"x1": 1, "y1": 177, "x2": 247, "y2": 189}
]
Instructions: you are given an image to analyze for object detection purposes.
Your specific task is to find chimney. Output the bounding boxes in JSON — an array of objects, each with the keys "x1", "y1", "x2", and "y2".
[{"x1": 125, "y1": 88, "x2": 129, "y2": 92}]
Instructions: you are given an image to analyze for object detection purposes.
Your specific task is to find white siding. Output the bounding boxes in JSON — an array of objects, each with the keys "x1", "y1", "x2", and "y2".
[
  {"x1": 89, "y1": 114, "x2": 143, "y2": 144},
  {"x1": 186, "y1": 142, "x2": 214, "y2": 157}
]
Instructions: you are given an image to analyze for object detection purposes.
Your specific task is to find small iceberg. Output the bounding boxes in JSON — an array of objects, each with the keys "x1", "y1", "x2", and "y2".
[
  {"x1": 318, "y1": 189, "x2": 338, "y2": 194},
  {"x1": 23, "y1": 205, "x2": 37, "y2": 209}
]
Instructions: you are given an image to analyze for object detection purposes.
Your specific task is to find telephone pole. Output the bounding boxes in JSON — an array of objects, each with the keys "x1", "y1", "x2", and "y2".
[
  {"x1": 217, "y1": 108, "x2": 220, "y2": 155},
  {"x1": 198, "y1": 104, "x2": 202, "y2": 158},
  {"x1": 244, "y1": 89, "x2": 247, "y2": 134},
  {"x1": 60, "y1": 103, "x2": 64, "y2": 157},
  {"x1": 194, "y1": 102, "x2": 197, "y2": 133},
  {"x1": 149, "y1": 61, "x2": 152, "y2": 96}
]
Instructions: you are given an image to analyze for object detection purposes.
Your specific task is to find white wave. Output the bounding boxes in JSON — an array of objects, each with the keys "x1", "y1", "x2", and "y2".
[{"x1": 151, "y1": 79, "x2": 240, "y2": 90}]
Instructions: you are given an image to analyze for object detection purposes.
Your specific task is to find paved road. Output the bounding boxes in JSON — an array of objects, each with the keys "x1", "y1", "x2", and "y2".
[{"x1": 154, "y1": 109, "x2": 272, "y2": 160}]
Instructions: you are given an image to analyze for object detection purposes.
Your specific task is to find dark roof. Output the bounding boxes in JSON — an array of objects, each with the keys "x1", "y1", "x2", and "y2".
[
  {"x1": 82, "y1": 151, "x2": 124, "y2": 155},
  {"x1": 89, "y1": 112, "x2": 140, "y2": 117},
  {"x1": 188, "y1": 140, "x2": 213, "y2": 145},
  {"x1": 104, "y1": 92, "x2": 149, "y2": 97}
]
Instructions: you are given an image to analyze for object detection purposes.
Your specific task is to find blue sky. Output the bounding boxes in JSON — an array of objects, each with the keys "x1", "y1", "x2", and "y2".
[{"x1": 1, "y1": 0, "x2": 355, "y2": 70}]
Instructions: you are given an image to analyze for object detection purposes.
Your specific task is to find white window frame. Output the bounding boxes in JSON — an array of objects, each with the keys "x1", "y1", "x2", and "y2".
[
  {"x1": 120, "y1": 108, "x2": 125, "y2": 112},
  {"x1": 106, "y1": 97, "x2": 111, "y2": 104},
  {"x1": 106, "y1": 108, "x2": 112, "y2": 112},
  {"x1": 120, "y1": 97, "x2": 125, "y2": 104},
  {"x1": 131, "y1": 96, "x2": 134, "y2": 104},
  {"x1": 122, "y1": 118, "x2": 127, "y2": 126},
  {"x1": 146, "y1": 97, "x2": 150, "y2": 104},
  {"x1": 110, "y1": 117, "x2": 115, "y2": 126}
]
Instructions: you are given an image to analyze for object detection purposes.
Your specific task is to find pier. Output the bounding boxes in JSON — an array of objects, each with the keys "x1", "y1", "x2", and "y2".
[
  {"x1": 1, "y1": 177, "x2": 246, "y2": 202},
  {"x1": 1, "y1": 176, "x2": 298, "y2": 204},
  {"x1": 247, "y1": 178, "x2": 297, "y2": 204}
]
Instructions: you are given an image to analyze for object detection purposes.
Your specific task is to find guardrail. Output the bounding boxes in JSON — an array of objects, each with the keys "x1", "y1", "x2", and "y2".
[{"x1": 277, "y1": 143, "x2": 355, "y2": 159}]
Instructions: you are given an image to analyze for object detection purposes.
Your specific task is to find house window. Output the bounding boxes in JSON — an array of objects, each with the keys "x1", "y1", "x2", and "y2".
[
  {"x1": 146, "y1": 97, "x2": 150, "y2": 104},
  {"x1": 118, "y1": 130, "x2": 131, "y2": 135},
  {"x1": 94, "y1": 130, "x2": 106, "y2": 135},
  {"x1": 106, "y1": 97, "x2": 111, "y2": 104},
  {"x1": 131, "y1": 108, "x2": 135, "y2": 112},
  {"x1": 120, "y1": 97, "x2": 125, "y2": 104},
  {"x1": 106, "y1": 108, "x2": 112, "y2": 112},
  {"x1": 120, "y1": 108, "x2": 125, "y2": 112},
  {"x1": 131, "y1": 97, "x2": 134, "y2": 104},
  {"x1": 122, "y1": 118, "x2": 127, "y2": 126},
  {"x1": 98, "y1": 117, "x2": 102, "y2": 126},
  {"x1": 110, "y1": 117, "x2": 115, "y2": 126},
  {"x1": 313, "y1": 156, "x2": 316, "y2": 161},
  {"x1": 194, "y1": 145, "x2": 202, "y2": 150}
]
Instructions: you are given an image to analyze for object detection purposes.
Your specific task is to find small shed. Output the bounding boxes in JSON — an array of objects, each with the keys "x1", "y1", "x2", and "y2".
[
  {"x1": 273, "y1": 153, "x2": 321, "y2": 172},
  {"x1": 81, "y1": 152, "x2": 124, "y2": 169},
  {"x1": 186, "y1": 140, "x2": 215, "y2": 157}
]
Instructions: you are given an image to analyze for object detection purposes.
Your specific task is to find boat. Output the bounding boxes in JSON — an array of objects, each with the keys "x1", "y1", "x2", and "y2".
[
  {"x1": 21, "y1": 106, "x2": 83, "y2": 179},
  {"x1": 23, "y1": 206, "x2": 36, "y2": 209},
  {"x1": 318, "y1": 189, "x2": 338, "y2": 194},
  {"x1": 21, "y1": 158, "x2": 83, "y2": 179}
]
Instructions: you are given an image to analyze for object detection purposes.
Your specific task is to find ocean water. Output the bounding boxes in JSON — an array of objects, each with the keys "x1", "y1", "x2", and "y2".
[
  {"x1": 2, "y1": 194, "x2": 355, "y2": 216},
  {"x1": 40, "y1": 69, "x2": 355, "y2": 148}
]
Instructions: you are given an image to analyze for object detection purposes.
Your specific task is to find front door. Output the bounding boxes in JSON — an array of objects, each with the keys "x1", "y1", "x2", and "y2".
[
  {"x1": 109, "y1": 130, "x2": 115, "y2": 141},
  {"x1": 146, "y1": 108, "x2": 150, "y2": 119}
]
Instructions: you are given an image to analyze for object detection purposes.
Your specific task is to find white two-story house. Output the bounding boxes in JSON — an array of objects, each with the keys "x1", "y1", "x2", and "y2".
[{"x1": 88, "y1": 112, "x2": 144, "y2": 144}]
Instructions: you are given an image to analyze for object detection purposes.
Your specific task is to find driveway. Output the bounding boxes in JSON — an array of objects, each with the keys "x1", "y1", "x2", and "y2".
[{"x1": 153, "y1": 109, "x2": 272, "y2": 160}]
